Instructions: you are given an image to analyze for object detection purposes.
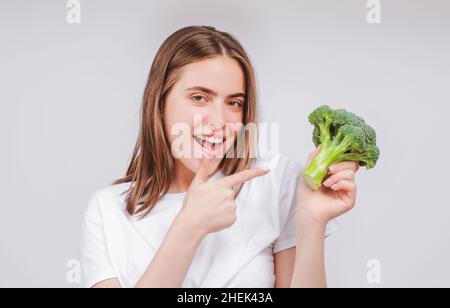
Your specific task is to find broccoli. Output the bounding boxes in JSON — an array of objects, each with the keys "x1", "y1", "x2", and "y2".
[{"x1": 303, "y1": 105, "x2": 380, "y2": 190}]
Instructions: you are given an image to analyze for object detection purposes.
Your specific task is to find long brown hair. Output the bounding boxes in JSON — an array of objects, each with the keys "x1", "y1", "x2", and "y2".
[{"x1": 113, "y1": 25, "x2": 259, "y2": 217}]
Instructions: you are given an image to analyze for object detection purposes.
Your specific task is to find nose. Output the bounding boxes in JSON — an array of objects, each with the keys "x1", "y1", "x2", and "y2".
[{"x1": 203, "y1": 101, "x2": 226, "y2": 132}]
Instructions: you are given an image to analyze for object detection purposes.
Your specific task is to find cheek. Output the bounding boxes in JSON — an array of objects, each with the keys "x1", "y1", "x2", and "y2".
[
  {"x1": 228, "y1": 111, "x2": 244, "y2": 123},
  {"x1": 164, "y1": 103, "x2": 196, "y2": 141},
  {"x1": 225, "y1": 111, "x2": 245, "y2": 139}
]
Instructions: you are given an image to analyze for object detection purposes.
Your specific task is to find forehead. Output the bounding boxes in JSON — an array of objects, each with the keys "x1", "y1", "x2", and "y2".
[{"x1": 176, "y1": 56, "x2": 245, "y2": 94}]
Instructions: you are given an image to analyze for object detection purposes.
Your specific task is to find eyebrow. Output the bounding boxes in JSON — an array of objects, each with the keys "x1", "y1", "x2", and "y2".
[{"x1": 185, "y1": 86, "x2": 245, "y2": 99}]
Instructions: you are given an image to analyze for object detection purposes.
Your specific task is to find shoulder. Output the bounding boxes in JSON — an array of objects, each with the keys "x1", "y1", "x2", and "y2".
[
  {"x1": 244, "y1": 151, "x2": 305, "y2": 202},
  {"x1": 84, "y1": 182, "x2": 132, "y2": 219}
]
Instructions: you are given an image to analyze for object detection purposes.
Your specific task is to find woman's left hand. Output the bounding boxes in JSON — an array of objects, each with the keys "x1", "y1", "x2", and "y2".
[{"x1": 296, "y1": 147, "x2": 360, "y2": 225}]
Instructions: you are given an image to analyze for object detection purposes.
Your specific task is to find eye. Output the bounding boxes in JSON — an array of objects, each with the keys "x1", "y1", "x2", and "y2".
[
  {"x1": 191, "y1": 95, "x2": 207, "y2": 104},
  {"x1": 229, "y1": 100, "x2": 243, "y2": 108}
]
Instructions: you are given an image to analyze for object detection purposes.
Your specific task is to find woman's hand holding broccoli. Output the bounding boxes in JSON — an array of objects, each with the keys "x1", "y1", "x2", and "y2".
[
  {"x1": 296, "y1": 105, "x2": 380, "y2": 225},
  {"x1": 297, "y1": 146, "x2": 359, "y2": 225}
]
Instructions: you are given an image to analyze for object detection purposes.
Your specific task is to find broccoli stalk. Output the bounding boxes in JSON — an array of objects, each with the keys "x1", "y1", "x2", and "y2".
[{"x1": 303, "y1": 105, "x2": 380, "y2": 190}]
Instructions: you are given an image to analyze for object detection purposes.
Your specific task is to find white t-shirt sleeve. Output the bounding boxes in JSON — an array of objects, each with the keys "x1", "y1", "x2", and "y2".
[
  {"x1": 273, "y1": 156, "x2": 339, "y2": 254},
  {"x1": 81, "y1": 192, "x2": 117, "y2": 288}
]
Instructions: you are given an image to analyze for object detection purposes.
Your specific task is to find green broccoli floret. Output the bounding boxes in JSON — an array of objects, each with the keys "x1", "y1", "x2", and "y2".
[{"x1": 303, "y1": 105, "x2": 380, "y2": 190}]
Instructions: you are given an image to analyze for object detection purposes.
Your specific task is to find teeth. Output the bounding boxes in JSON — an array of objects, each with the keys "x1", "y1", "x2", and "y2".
[{"x1": 194, "y1": 135, "x2": 223, "y2": 144}]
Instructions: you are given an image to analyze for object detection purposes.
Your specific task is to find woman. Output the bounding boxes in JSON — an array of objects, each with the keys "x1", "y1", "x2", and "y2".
[{"x1": 81, "y1": 25, "x2": 359, "y2": 288}]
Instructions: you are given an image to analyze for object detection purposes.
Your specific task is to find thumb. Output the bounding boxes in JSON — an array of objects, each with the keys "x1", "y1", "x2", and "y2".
[{"x1": 191, "y1": 153, "x2": 212, "y2": 186}]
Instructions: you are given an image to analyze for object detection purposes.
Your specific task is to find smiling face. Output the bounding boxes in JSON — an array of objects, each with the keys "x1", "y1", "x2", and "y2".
[{"x1": 163, "y1": 56, "x2": 246, "y2": 177}]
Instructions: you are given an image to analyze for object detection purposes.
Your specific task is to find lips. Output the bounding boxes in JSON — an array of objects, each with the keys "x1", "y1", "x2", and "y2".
[{"x1": 193, "y1": 134, "x2": 225, "y2": 157}]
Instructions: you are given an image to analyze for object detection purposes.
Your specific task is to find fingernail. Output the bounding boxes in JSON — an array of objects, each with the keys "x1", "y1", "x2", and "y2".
[
  {"x1": 323, "y1": 180, "x2": 331, "y2": 186},
  {"x1": 260, "y1": 168, "x2": 271, "y2": 173},
  {"x1": 329, "y1": 166, "x2": 335, "y2": 173}
]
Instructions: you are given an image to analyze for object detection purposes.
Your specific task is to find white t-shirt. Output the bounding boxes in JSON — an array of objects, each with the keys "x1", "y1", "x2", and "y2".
[{"x1": 81, "y1": 153, "x2": 339, "y2": 288}]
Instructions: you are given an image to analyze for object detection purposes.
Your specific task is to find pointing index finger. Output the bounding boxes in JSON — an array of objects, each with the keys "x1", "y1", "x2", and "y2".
[
  {"x1": 219, "y1": 168, "x2": 270, "y2": 187},
  {"x1": 191, "y1": 153, "x2": 212, "y2": 185}
]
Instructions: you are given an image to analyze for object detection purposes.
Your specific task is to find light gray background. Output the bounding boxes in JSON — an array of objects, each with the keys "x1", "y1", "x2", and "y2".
[{"x1": 1, "y1": 0, "x2": 449, "y2": 288}]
